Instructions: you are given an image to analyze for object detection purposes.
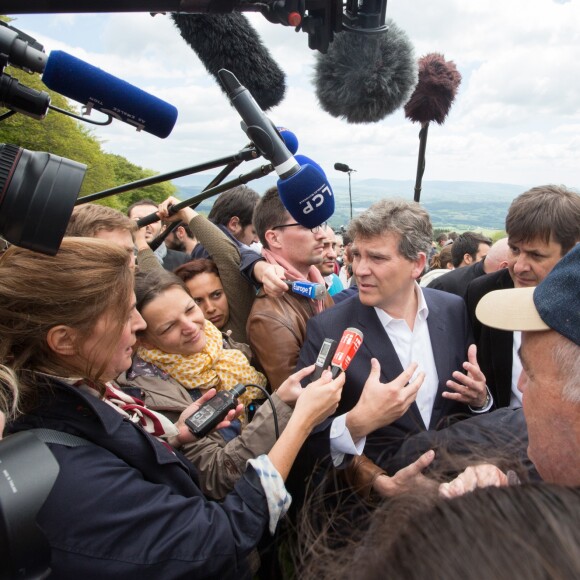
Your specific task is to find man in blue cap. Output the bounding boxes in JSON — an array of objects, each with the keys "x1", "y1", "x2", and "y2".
[{"x1": 440, "y1": 244, "x2": 580, "y2": 492}]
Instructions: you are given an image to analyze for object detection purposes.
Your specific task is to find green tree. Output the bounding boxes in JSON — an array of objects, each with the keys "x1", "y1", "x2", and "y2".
[{"x1": 103, "y1": 154, "x2": 176, "y2": 210}]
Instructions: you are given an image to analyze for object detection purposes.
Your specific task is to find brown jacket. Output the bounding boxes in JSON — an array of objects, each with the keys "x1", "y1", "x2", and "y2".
[
  {"x1": 116, "y1": 359, "x2": 293, "y2": 500},
  {"x1": 247, "y1": 290, "x2": 334, "y2": 391}
]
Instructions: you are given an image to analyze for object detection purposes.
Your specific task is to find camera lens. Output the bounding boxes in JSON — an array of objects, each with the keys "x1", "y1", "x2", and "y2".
[{"x1": 0, "y1": 143, "x2": 86, "y2": 255}]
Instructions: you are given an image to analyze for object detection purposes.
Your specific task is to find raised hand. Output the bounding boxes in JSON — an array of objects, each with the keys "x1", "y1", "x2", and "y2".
[
  {"x1": 443, "y1": 344, "x2": 489, "y2": 408},
  {"x1": 346, "y1": 358, "x2": 425, "y2": 439}
]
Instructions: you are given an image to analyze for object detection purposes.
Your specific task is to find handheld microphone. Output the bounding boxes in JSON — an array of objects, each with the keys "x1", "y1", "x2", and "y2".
[
  {"x1": 278, "y1": 127, "x2": 299, "y2": 155},
  {"x1": 172, "y1": 12, "x2": 286, "y2": 111},
  {"x1": 314, "y1": 21, "x2": 418, "y2": 124},
  {"x1": 311, "y1": 338, "x2": 338, "y2": 382},
  {"x1": 42, "y1": 51, "x2": 178, "y2": 138},
  {"x1": 218, "y1": 68, "x2": 335, "y2": 228},
  {"x1": 296, "y1": 154, "x2": 326, "y2": 178},
  {"x1": 285, "y1": 280, "x2": 327, "y2": 300},
  {"x1": 277, "y1": 157, "x2": 334, "y2": 228},
  {"x1": 330, "y1": 327, "x2": 364, "y2": 378}
]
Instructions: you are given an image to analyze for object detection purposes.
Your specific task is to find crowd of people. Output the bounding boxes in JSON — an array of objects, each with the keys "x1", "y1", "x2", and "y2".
[{"x1": 0, "y1": 182, "x2": 579, "y2": 578}]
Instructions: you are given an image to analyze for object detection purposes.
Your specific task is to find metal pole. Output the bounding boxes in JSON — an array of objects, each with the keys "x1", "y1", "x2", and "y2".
[{"x1": 348, "y1": 170, "x2": 353, "y2": 221}]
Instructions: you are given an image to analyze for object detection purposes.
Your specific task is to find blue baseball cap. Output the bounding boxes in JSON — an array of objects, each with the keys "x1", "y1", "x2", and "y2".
[{"x1": 476, "y1": 244, "x2": 580, "y2": 346}]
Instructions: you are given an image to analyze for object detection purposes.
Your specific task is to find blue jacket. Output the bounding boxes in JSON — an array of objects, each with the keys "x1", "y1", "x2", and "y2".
[{"x1": 10, "y1": 377, "x2": 269, "y2": 579}]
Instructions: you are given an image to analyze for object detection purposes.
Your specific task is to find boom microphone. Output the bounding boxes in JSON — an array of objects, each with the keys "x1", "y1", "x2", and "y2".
[
  {"x1": 334, "y1": 162, "x2": 354, "y2": 173},
  {"x1": 218, "y1": 68, "x2": 334, "y2": 228},
  {"x1": 330, "y1": 327, "x2": 364, "y2": 378},
  {"x1": 172, "y1": 12, "x2": 286, "y2": 111},
  {"x1": 42, "y1": 51, "x2": 178, "y2": 138},
  {"x1": 314, "y1": 22, "x2": 418, "y2": 123}
]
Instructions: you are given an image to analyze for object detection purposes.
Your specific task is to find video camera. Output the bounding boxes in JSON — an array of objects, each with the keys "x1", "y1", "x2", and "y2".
[{"x1": 0, "y1": 431, "x2": 60, "y2": 579}]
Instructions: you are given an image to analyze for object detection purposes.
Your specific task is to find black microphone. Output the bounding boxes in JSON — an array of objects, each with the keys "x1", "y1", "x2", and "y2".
[
  {"x1": 171, "y1": 12, "x2": 286, "y2": 111},
  {"x1": 218, "y1": 68, "x2": 335, "y2": 228},
  {"x1": 314, "y1": 20, "x2": 418, "y2": 124},
  {"x1": 0, "y1": 23, "x2": 50, "y2": 119},
  {"x1": 0, "y1": 23, "x2": 47, "y2": 73},
  {"x1": 334, "y1": 163, "x2": 356, "y2": 173},
  {"x1": 311, "y1": 338, "x2": 338, "y2": 382}
]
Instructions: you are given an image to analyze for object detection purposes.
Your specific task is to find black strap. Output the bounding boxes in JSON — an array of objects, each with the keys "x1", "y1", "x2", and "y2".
[{"x1": 30, "y1": 428, "x2": 94, "y2": 447}]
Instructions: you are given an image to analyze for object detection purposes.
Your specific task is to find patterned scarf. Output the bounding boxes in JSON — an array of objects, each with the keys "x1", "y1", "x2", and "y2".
[
  {"x1": 137, "y1": 319, "x2": 266, "y2": 408},
  {"x1": 75, "y1": 380, "x2": 179, "y2": 440},
  {"x1": 261, "y1": 248, "x2": 327, "y2": 314}
]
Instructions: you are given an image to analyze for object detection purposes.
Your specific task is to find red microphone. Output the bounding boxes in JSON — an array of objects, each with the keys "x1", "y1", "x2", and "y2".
[{"x1": 330, "y1": 327, "x2": 364, "y2": 378}]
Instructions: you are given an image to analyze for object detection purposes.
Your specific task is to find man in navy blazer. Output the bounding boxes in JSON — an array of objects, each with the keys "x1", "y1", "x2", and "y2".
[
  {"x1": 296, "y1": 199, "x2": 491, "y2": 493},
  {"x1": 465, "y1": 185, "x2": 580, "y2": 409}
]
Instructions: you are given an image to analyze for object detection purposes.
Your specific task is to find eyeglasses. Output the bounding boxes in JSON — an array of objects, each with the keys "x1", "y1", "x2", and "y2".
[{"x1": 271, "y1": 221, "x2": 327, "y2": 234}]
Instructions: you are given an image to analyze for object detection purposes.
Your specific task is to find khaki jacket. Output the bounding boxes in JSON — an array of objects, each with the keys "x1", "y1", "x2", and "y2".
[{"x1": 116, "y1": 361, "x2": 293, "y2": 500}]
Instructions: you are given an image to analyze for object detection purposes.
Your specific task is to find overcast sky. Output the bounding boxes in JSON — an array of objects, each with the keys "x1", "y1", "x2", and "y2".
[{"x1": 8, "y1": 0, "x2": 580, "y2": 192}]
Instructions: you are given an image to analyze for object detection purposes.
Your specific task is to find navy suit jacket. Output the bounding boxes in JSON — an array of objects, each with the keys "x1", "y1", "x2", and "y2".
[
  {"x1": 426, "y1": 259, "x2": 486, "y2": 299},
  {"x1": 296, "y1": 288, "x2": 474, "y2": 469},
  {"x1": 466, "y1": 268, "x2": 515, "y2": 408}
]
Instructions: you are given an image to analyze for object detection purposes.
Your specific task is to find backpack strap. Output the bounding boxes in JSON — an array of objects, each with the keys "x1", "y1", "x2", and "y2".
[{"x1": 30, "y1": 428, "x2": 94, "y2": 447}]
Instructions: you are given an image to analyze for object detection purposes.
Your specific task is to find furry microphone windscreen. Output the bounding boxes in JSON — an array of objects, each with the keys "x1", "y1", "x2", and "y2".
[
  {"x1": 314, "y1": 21, "x2": 418, "y2": 124},
  {"x1": 404, "y1": 53, "x2": 462, "y2": 125},
  {"x1": 172, "y1": 13, "x2": 286, "y2": 111}
]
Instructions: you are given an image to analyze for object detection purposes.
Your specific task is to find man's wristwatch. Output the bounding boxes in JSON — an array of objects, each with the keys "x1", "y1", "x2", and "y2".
[{"x1": 471, "y1": 388, "x2": 492, "y2": 411}]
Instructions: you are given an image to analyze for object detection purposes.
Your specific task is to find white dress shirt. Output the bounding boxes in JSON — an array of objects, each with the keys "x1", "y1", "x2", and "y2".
[
  {"x1": 510, "y1": 331, "x2": 523, "y2": 408},
  {"x1": 374, "y1": 284, "x2": 440, "y2": 428}
]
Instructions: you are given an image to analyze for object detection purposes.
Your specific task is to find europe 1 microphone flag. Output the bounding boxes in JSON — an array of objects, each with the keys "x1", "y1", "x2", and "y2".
[
  {"x1": 218, "y1": 68, "x2": 334, "y2": 228},
  {"x1": 331, "y1": 327, "x2": 364, "y2": 378},
  {"x1": 285, "y1": 280, "x2": 327, "y2": 300}
]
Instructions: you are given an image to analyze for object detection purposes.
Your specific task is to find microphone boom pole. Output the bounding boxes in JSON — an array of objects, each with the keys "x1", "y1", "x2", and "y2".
[
  {"x1": 413, "y1": 122, "x2": 429, "y2": 203},
  {"x1": 334, "y1": 162, "x2": 356, "y2": 221},
  {"x1": 148, "y1": 154, "x2": 250, "y2": 250},
  {"x1": 136, "y1": 163, "x2": 275, "y2": 227},
  {"x1": 347, "y1": 168, "x2": 353, "y2": 221},
  {"x1": 75, "y1": 146, "x2": 258, "y2": 205}
]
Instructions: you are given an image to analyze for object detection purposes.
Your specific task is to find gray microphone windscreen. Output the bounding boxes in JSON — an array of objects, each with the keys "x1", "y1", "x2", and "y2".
[{"x1": 314, "y1": 21, "x2": 418, "y2": 123}]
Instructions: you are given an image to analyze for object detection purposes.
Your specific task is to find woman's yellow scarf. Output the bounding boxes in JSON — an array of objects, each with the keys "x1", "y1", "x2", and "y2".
[{"x1": 137, "y1": 320, "x2": 265, "y2": 409}]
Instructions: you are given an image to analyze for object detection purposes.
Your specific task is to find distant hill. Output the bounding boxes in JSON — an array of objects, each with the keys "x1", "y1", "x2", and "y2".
[{"x1": 172, "y1": 175, "x2": 532, "y2": 231}]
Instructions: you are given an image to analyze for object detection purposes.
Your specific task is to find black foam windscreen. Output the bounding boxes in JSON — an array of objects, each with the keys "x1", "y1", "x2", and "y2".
[{"x1": 172, "y1": 12, "x2": 286, "y2": 111}]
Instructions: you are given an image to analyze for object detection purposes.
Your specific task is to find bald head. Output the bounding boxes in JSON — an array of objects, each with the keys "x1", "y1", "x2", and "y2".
[{"x1": 483, "y1": 237, "x2": 510, "y2": 273}]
